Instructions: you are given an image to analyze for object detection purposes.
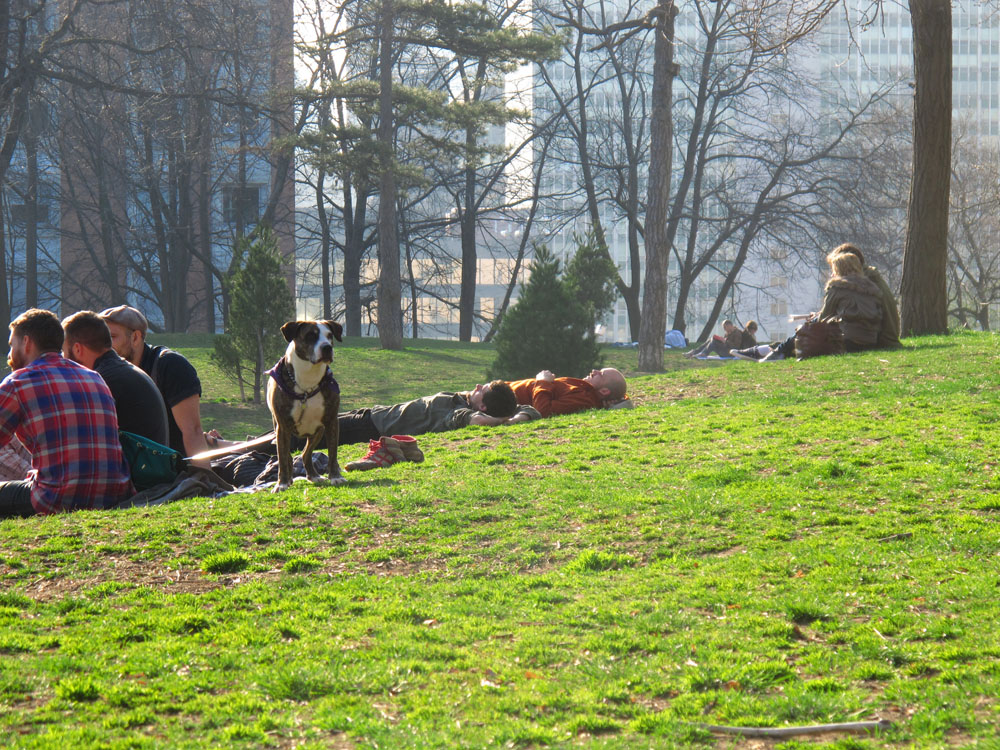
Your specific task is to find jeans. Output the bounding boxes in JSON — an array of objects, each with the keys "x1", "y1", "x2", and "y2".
[{"x1": 0, "y1": 480, "x2": 34, "y2": 518}]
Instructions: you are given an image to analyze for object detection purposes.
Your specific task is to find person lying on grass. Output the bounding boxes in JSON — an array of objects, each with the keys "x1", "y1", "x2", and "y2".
[
  {"x1": 210, "y1": 370, "x2": 630, "y2": 483},
  {"x1": 209, "y1": 381, "x2": 539, "y2": 482},
  {"x1": 507, "y1": 367, "x2": 630, "y2": 418}
]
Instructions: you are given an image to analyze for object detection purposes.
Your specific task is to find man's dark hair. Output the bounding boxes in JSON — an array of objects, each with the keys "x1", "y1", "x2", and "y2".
[
  {"x1": 483, "y1": 380, "x2": 517, "y2": 418},
  {"x1": 62, "y1": 311, "x2": 113, "y2": 353},
  {"x1": 10, "y1": 309, "x2": 64, "y2": 353},
  {"x1": 834, "y1": 243, "x2": 865, "y2": 265}
]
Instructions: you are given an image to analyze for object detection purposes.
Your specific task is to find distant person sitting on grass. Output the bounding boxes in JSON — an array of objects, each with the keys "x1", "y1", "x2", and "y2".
[
  {"x1": 507, "y1": 367, "x2": 629, "y2": 418},
  {"x1": 733, "y1": 249, "x2": 884, "y2": 362},
  {"x1": 835, "y1": 243, "x2": 901, "y2": 350},
  {"x1": 0, "y1": 309, "x2": 133, "y2": 518},
  {"x1": 738, "y1": 320, "x2": 758, "y2": 349},
  {"x1": 685, "y1": 320, "x2": 744, "y2": 359}
]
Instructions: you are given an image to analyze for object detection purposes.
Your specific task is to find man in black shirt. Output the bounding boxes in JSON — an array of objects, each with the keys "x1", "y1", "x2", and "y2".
[
  {"x1": 98, "y1": 305, "x2": 210, "y2": 459},
  {"x1": 62, "y1": 311, "x2": 170, "y2": 446}
]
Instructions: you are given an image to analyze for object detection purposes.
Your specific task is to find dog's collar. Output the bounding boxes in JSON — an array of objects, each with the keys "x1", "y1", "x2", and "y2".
[{"x1": 266, "y1": 357, "x2": 339, "y2": 401}]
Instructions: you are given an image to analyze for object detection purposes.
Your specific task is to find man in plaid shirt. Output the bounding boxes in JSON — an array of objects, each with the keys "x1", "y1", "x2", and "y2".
[{"x1": 0, "y1": 309, "x2": 134, "y2": 517}]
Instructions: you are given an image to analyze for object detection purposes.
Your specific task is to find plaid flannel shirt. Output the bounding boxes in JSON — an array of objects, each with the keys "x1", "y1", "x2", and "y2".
[
  {"x1": 0, "y1": 436, "x2": 32, "y2": 481},
  {"x1": 0, "y1": 352, "x2": 133, "y2": 513}
]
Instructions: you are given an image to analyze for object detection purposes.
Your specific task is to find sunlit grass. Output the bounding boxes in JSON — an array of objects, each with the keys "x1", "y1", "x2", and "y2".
[{"x1": 1, "y1": 331, "x2": 998, "y2": 748}]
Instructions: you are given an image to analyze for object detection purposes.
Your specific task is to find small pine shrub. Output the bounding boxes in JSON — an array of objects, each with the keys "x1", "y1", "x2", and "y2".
[{"x1": 490, "y1": 245, "x2": 603, "y2": 379}]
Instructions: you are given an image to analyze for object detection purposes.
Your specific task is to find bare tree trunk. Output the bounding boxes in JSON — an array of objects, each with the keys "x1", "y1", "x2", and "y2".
[
  {"x1": 376, "y1": 0, "x2": 403, "y2": 350},
  {"x1": 458, "y1": 151, "x2": 477, "y2": 341},
  {"x1": 900, "y1": 0, "x2": 951, "y2": 335},
  {"x1": 637, "y1": 0, "x2": 677, "y2": 371},
  {"x1": 24, "y1": 125, "x2": 38, "y2": 308},
  {"x1": 0, "y1": 201, "x2": 9, "y2": 324},
  {"x1": 343, "y1": 189, "x2": 368, "y2": 336},
  {"x1": 316, "y1": 165, "x2": 332, "y2": 320},
  {"x1": 197, "y1": 95, "x2": 215, "y2": 332}
]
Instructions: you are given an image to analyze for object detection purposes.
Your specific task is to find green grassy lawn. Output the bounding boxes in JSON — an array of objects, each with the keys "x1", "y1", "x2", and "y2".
[{"x1": 1, "y1": 332, "x2": 998, "y2": 748}]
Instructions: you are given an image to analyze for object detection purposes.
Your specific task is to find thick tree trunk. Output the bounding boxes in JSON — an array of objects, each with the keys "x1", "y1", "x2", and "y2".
[
  {"x1": 637, "y1": 0, "x2": 677, "y2": 371},
  {"x1": 24, "y1": 129, "x2": 38, "y2": 308},
  {"x1": 342, "y1": 189, "x2": 368, "y2": 336},
  {"x1": 315, "y1": 165, "x2": 332, "y2": 320},
  {"x1": 900, "y1": 0, "x2": 951, "y2": 335},
  {"x1": 376, "y1": 0, "x2": 403, "y2": 350},
  {"x1": 458, "y1": 156, "x2": 477, "y2": 342}
]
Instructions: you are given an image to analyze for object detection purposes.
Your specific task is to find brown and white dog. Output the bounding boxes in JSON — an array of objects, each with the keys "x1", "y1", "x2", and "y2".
[{"x1": 266, "y1": 320, "x2": 345, "y2": 492}]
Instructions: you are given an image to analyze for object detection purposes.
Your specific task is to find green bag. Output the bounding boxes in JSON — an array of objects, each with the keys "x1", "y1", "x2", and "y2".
[{"x1": 119, "y1": 431, "x2": 184, "y2": 490}]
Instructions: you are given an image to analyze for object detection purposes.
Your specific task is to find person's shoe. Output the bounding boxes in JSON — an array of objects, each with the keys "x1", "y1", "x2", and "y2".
[
  {"x1": 760, "y1": 350, "x2": 785, "y2": 361},
  {"x1": 390, "y1": 435, "x2": 424, "y2": 463},
  {"x1": 344, "y1": 437, "x2": 406, "y2": 471}
]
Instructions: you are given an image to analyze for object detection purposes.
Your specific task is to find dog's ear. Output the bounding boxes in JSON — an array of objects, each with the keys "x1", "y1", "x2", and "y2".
[
  {"x1": 280, "y1": 320, "x2": 303, "y2": 343},
  {"x1": 325, "y1": 321, "x2": 343, "y2": 342}
]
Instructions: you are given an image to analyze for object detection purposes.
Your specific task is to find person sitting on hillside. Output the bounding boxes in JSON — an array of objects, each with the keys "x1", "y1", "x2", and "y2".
[
  {"x1": 738, "y1": 320, "x2": 758, "y2": 349},
  {"x1": 98, "y1": 305, "x2": 217, "y2": 461},
  {"x1": 684, "y1": 319, "x2": 744, "y2": 359},
  {"x1": 507, "y1": 367, "x2": 629, "y2": 419},
  {"x1": 0, "y1": 309, "x2": 133, "y2": 518},
  {"x1": 834, "y1": 243, "x2": 901, "y2": 349},
  {"x1": 736, "y1": 249, "x2": 884, "y2": 361},
  {"x1": 62, "y1": 311, "x2": 170, "y2": 446}
]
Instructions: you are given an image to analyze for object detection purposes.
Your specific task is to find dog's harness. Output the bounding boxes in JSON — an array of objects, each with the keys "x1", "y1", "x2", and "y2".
[{"x1": 266, "y1": 357, "x2": 339, "y2": 401}]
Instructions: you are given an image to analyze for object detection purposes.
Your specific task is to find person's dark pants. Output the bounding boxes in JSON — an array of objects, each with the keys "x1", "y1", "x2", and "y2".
[
  {"x1": 776, "y1": 335, "x2": 875, "y2": 358},
  {"x1": 773, "y1": 335, "x2": 797, "y2": 357},
  {"x1": 336, "y1": 409, "x2": 382, "y2": 445},
  {"x1": 690, "y1": 339, "x2": 732, "y2": 357},
  {"x1": 267, "y1": 409, "x2": 382, "y2": 454},
  {"x1": 0, "y1": 481, "x2": 35, "y2": 518}
]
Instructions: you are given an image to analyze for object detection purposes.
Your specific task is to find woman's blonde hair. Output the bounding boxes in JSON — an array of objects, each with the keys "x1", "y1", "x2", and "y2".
[{"x1": 826, "y1": 250, "x2": 863, "y2": 278}]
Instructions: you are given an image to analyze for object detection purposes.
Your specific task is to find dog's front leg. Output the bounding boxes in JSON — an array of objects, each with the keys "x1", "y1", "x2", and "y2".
[
  {"x1": 302, "y1": 429, "x2": 327, "y2": 486},
  {"x1": 325, "y1": 415, "x2": 345, "y2": 486},
  {"x1": 273, "y1": 424, "x2": 294, "y2": 493}
]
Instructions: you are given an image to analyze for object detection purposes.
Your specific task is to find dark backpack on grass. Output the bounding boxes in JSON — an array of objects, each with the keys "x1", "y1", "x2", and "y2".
[
  {"x1": 794, "y1": 318, "x2": 845, "y2": 360},
  {"x1": 119, "y1": 430, "x2": 184, "y2": 490}
]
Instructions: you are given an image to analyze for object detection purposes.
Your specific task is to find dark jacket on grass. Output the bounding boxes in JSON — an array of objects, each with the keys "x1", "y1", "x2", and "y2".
[{"x1": 817, "y1": 274, "x2": 883, "y2": 350}]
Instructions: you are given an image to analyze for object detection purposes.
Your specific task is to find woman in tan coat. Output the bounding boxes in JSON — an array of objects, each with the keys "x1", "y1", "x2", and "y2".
[{"x1": 816, "y1": 251, "x2": 883, "y2": 352}]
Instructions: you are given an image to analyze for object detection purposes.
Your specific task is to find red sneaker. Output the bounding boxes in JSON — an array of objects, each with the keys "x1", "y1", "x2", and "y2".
[{"x1": 344, "y1": 437, "x2": 406, "y2": 471}]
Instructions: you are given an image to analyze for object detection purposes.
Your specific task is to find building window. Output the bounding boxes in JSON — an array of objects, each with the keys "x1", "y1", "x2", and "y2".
[
  {"x1": 8, "y1": 203, "x2": 49, "y2": 226},
  {"x1": 222, "y1": 185, "x2": 261, "y2": 225}
]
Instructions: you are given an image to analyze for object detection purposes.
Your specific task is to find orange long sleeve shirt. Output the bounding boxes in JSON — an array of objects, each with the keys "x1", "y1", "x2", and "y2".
[{"x1": 507, "y1": 377, "x2": 603, "y2": 418}]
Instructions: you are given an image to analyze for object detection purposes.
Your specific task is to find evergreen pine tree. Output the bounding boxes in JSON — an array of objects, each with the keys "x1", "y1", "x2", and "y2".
[
  {"x1": 489, "y1": 246, "x2": 603, "y2": 380},
  {"x1": 563, "y1": 231, "x2": 620, "y2": 329},
  {"x1": 213, "y1": 228, "x2": 295, "y2": 403}
]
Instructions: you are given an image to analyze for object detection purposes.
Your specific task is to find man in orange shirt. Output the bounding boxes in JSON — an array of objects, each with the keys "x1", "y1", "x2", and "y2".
[{"x1": 507, "y1": 367, "x2": 628, "y2": 420}]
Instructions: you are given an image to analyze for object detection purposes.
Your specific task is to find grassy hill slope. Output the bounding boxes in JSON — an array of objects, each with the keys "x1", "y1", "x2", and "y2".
[{"x1": 1, "y1": 332, "x2": 998, "y2": 748}]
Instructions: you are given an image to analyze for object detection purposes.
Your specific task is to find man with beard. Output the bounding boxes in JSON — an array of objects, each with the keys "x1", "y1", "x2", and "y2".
[
  {"x1": 98, "y1": 305, "x2": 212, "y2": 459},
  {"x1": 62, "y1": 310, "x2": 169, "y2": 446},
  {"x1": 0, "y1": 309, "x2": 133, "y2": 517}
]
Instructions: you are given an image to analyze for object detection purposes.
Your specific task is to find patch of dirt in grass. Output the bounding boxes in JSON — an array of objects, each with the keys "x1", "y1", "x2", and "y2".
[
  {"x1": 20, "y1": 561, "x2": 226, "y2": 602},
  {"x1": 707, "y1": 545, "x2": 745, "y2": 557},
  {"x1": 274, "y1": 732, "x2": 356, "y2": 750}
]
